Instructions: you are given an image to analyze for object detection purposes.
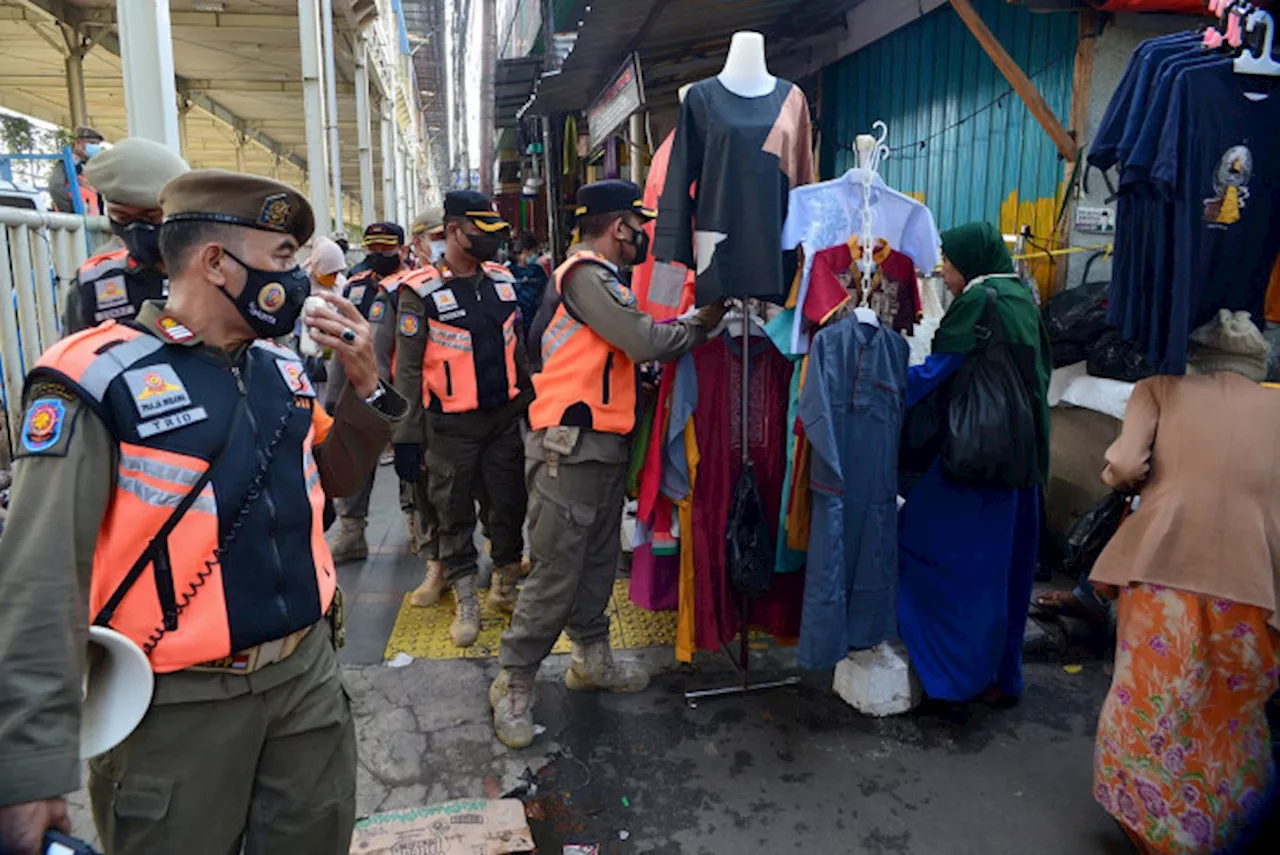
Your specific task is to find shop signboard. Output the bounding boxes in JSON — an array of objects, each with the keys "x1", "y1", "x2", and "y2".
[{"x1": 587, "y1": 53, "x2": 645, "y2": 151}]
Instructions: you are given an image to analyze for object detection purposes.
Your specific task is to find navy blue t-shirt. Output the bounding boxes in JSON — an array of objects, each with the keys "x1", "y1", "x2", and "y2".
[{"x1": 1153, "y1": 62, "x2": 1280, "y2": 373}]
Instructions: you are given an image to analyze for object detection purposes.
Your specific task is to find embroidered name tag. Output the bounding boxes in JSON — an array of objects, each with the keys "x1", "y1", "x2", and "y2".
[
  {"x1": 95, "y1": 276, "x2": 129, "y2": 310},
  {"x1": 277, "y1": 359, "x2": 316, "y2": 397},
  {"x1": 125, "y1": 365, "x2": 192, "y2": 418},
  {"x1": 439, "y1": 309, "x2": 467, "y2": 323},
  {"x1": 137, "y1": 406, "x2": 209, "y2": 439}
]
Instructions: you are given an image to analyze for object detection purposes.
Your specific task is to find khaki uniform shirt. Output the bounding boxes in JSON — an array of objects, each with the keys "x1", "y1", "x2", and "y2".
[{"x1": 0, "y1": 302, "x2": 407, "y2": 806}]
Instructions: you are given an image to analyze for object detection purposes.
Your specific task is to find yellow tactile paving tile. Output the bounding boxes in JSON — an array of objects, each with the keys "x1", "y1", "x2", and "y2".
[{"x1": 383, "y1": 579, "x2": 679, "y2": 661}]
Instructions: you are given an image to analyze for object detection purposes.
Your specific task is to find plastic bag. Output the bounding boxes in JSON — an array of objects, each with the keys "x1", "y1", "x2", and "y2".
[
  {"x1": 1061, "y1": 491, "x2": 1130, "y2": 581},
  {"x1": 1086, "y1": 330, "x2": 1155, "y2": 383},
  {"x1": 942, "y1": 288, "x2": 1040, "y2": 490},
  {"x1": 726, "y1": 462, "x2": 774, "y2": 598},
  {"x1": 1044, "y1": 280, "x2": 1110, "y2": 368}
]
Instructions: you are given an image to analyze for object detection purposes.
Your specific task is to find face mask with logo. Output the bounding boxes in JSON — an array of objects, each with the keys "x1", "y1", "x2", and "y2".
[
  {"x1": 220, "y1": 249, "x2": 310, "y2": 338},
  {"x1": 369, "y1": 251, "x2": 402, "y2": 276},
  {"x1": 111, "y1": 220, "x2": 163, "y2": 269},
  {"x1": 463, "y1": 231, "x2": 505, "y2": 263}
]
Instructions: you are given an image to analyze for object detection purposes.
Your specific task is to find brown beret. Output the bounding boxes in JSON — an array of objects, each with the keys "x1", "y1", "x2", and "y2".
[
  {"x1": 158, "y1": 169, "x2": 315, "y2": 245},
  {"x1": 84, "y1": 138, "x2": 189, "y2": 208}
]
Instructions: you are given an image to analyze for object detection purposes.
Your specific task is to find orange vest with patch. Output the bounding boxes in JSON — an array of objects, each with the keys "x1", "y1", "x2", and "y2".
[
  {"x1": 401, "y1": 262, "x2": 522, "y2": 414},
  {"x1": 29, "y1": 323, "x2": 336, "y2": 673},
  {"x1": 528, "y1": 251, "x2": 638, "y2": 435}
]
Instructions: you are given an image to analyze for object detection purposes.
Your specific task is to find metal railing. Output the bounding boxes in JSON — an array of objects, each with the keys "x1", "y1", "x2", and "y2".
[{"x1": 0, "y1": 207, "x2": 112, "y2": 455}]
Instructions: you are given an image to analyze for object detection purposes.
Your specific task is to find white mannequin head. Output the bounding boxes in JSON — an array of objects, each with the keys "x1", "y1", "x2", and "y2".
[{"x1": 718, "y1": 31, "x2": 776, "y2": 98}]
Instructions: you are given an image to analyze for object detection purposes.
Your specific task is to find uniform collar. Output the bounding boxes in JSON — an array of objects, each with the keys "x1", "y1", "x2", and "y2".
[{"x1": 137, "y1": 300, "x2": 204, "y2": 347}]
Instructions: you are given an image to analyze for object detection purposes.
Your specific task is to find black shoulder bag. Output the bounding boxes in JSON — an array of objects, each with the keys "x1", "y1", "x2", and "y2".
[{"x1": 941, "y1": 287, "x2": 1039, "y2": 490}]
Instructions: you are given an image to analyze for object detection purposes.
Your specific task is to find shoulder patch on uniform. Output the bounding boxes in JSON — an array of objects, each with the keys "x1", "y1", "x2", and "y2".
[
  {"x1": 251, "y1": 339, "x2": 300, "y2": 361},
  {"x1": 399, "y1": 313, "x2": 422, "y2": 337},
  {"x1": 494, "y1": 282, "x2": 517, "y2": 302},
  {"x1": 18, "y1": 397, "x2": 75, "y2": 456},
  {"x1": 369, "y1": 301, "x2": 387, "y2": 322},
  {"x1": 484, "y1": 262, "x2": 515, "y2": 282},
  {"x1": 94, "y1": 275, "x2": 129, "y2": 309},
  {"x1": 431, "y1": 289, "x2": 458, "y2": 312},
  {"x1": 604, "y1": 279, "x2": 638, "y2": 307},
  {"x1": 405, "y1": 268, "x2": 445, "y2": 298},
  {"x1": 277, "y1": 358, "x2": 316, "y2": 397},
  {"x1": 124, "y1": 365, "x2": 192, "y2": 418}
]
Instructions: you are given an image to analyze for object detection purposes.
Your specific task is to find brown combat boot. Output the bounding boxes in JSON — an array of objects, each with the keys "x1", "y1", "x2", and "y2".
[
  {"x1": 486, "y1": 563, "x2": 521, "y2": 614},
  {"x1": 408, "y1": 560, "x2": 446, "y2": 607},
  {"x1": 565, "y1": 640, "x2": 649, "y2": 693},
  {"x1": 328, "y1": 516, "x2": 368, "y2": 564},
  {"x1": 450, "y1": 574, "x2": 481, "y2": 647},
  {"x1": 491, "y1": 668, "x2": 536, "y2": 749}
]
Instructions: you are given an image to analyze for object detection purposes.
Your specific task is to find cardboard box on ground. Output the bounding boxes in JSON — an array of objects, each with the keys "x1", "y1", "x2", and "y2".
[{"x1": 349, "y1": 799, "x2": 535, "y2": 855}]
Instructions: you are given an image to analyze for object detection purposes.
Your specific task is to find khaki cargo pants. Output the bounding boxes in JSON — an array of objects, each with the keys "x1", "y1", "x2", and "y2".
[
  {"x1": 88, "y1": 621, "x2": 356, "y2": 855},
  {"x1": 498, "y1": 444, "x2": 627, "y2": 671}
]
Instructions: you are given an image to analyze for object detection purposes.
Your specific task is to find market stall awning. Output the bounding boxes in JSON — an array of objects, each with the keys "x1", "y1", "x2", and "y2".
[
  {"x1": 520, "y1": 0, "x2": 866, "y2": 116},
  {"x1": 495, "y1": 55, "x2": 543, "y2": 128}
]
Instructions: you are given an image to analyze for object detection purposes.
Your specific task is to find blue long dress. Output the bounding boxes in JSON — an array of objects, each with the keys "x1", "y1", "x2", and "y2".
[{"x1": 896, "y1": 353, "x2": 1041, "y2": 701}]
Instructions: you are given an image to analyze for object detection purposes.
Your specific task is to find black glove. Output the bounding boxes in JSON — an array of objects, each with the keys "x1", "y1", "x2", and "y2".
[{"x1": 393, "y1": 443, "x2": 424, "y2": 482}]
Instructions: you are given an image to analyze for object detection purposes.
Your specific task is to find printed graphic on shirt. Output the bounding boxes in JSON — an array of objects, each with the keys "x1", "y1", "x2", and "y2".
[
  {"x1": 276, "y1": 359, "x2": 316, "y2": 397},
  {"x1": 604, "y1": 280, "x2": 637, "y2": 307},
  {"x1": 1204, "y1": 145, "x2": 1252, "y2": 227},
  {"x1": 369, "y1": 301, "x2": 386, "y2": 322},
  {"x1": 94, "y1": 276, "x2": 128, "y2": 309},
  {"x1": 137, "y1": 406, "x2": 209, "y2": 439},
  {"x1": 400, "y1": 313, "x2": 422, "y2": 337},
  {"x1": 21, "y1": 398, "x2": 66, "y2": 453},
  {"x1": 124, "y1": 365, "x2": 192, "y2": 418},
  {"x1": 495, "y1": 282, "x2": 517, "y2": 302},
  {"x1": 156, "y1": 315, "x2": 194, "y2": 342},
  {"x1": 347, "y1": 285, "x2": 367, "y2": 306},
  {"x1": 432, "y1": 289, "x2": 458, "y2": 312}
]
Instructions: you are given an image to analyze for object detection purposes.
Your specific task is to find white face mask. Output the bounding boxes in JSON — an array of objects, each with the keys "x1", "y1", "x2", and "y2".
[{"x1": 429, "y1": 240, "x2": 447, "y2": 260}]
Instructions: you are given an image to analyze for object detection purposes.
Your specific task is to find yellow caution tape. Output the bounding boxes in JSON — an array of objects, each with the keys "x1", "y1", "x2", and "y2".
[{"x1": 1012, "y1": 243, "x2": 1113, "y2": 262}]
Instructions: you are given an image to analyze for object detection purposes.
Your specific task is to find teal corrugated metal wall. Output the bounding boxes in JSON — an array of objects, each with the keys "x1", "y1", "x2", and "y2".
[{"x1": 819, "y1": 0, "x2": 1078, "y2": 237}]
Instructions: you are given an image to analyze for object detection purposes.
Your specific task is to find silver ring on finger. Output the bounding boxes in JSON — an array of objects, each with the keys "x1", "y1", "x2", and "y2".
[{"x1": 341, "y1": 327, "x2": 357, "y2": 344}]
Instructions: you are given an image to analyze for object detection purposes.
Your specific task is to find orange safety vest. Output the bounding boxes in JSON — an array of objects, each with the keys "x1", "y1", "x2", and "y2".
[
  {"x1": 79, "y1": 179, "x2": 101, "y2": 216},
  {"x1": 29, "y1": 323, "x2": 336, "y2": 674},
  {"x1": 528, "y1": 251, "x2": 638, "y2": 435},
  {"x1": 72, "y1": 247, "x2": 167, "y2": 330},
  {"x1": 401, "y1": 261, "x2": 522, "y2": 414}
]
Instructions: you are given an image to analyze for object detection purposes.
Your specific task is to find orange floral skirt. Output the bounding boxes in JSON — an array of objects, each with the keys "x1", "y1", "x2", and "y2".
[{"x1": 1094, "y1": 584, "x2": 1279, "y2": 854}]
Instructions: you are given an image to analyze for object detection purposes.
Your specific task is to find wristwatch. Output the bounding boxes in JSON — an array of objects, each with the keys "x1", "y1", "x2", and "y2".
[{"x1": 364, "y1": 383, "x2": 387, "y2": 406}]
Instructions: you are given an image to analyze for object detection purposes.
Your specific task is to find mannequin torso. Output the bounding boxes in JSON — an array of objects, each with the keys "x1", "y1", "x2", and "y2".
[{"x1": 717, "y1": 31, "x2": 776, "y2": 98}]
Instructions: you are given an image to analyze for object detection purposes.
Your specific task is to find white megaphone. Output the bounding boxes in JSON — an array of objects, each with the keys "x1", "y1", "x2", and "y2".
[{"x1": 81, "y1": 625, "x2": 153, "y2": 759}]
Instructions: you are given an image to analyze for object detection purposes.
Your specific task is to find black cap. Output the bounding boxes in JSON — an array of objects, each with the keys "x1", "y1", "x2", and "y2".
[
  {"x1": 444, "y1": 190, "x2": 509, "y2": 234},
  {"x1": 362, "y1": 222, "x2": 405, "y2": 248},
  {"x1": 575, "y1": 179, "x2": 655, "y2": 220}
]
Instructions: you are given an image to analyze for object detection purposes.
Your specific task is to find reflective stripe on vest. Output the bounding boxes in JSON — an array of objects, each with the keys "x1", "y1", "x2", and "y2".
[
  {"x1": 33, "y1": 322, "x2": 335, "y2": 673},
  {"x1": 528, "y1": 252, "x2": 637, "y2": 435}
]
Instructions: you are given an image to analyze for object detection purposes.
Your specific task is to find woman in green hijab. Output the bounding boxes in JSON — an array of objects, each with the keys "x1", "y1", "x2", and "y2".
[{"x1": 898, "y1": 221, "x2": 1052, "y2": 718}]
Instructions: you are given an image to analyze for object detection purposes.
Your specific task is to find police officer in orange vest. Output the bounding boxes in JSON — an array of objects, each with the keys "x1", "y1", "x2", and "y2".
[
  {"x1": 61, "y1": 138, "x2": 191, "y2": 335},
  {"x1": 489, "y1": 180, "x2": 726, "y2": 748},
  {"x1": 326, "y1": 222, "x2": 423, "y2": 563},
  {"x1": 393, "y1": 191, "x2": 532, "y2": 649},
  {"x1": 0, "y1": 170, "x2": 406, "y2": 855}
]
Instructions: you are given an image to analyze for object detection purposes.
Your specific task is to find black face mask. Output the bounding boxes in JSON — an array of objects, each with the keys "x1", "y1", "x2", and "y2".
[
  {"x1": 219, "y1": 249, "x2": 309, "y2": 339},
  {"x1": 112, "y1": 220, "x2": 163, "y2": 269},
  {"x1": 624, "y1": 223, "x2": 650, "y2": 267},
  {"x1": 463, "y1": 231, "x2": 505, "y2": 263},
  {"x1": 368, "y1": 251, "x2": 402, "y2": 276}
]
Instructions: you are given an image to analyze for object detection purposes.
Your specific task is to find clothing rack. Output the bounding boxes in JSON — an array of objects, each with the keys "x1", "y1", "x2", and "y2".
[{"x1": 684, "y1": 298, "x2": 801, "y2": 707}]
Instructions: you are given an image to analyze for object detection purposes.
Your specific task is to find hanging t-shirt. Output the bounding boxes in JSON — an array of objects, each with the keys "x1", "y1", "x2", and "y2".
[
  {"x1": 631, "y1": 130, "x2": 697, "y2": 322},
  {"x1": 806, "y1": 238, "x2": 920, "y2": 333},
  {"x1": 654, "y1": 77, "x2": 813, "y2": 306},
  {"x1": 1152, "y1": 61, "x2": 1280, "y2": 372}
]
